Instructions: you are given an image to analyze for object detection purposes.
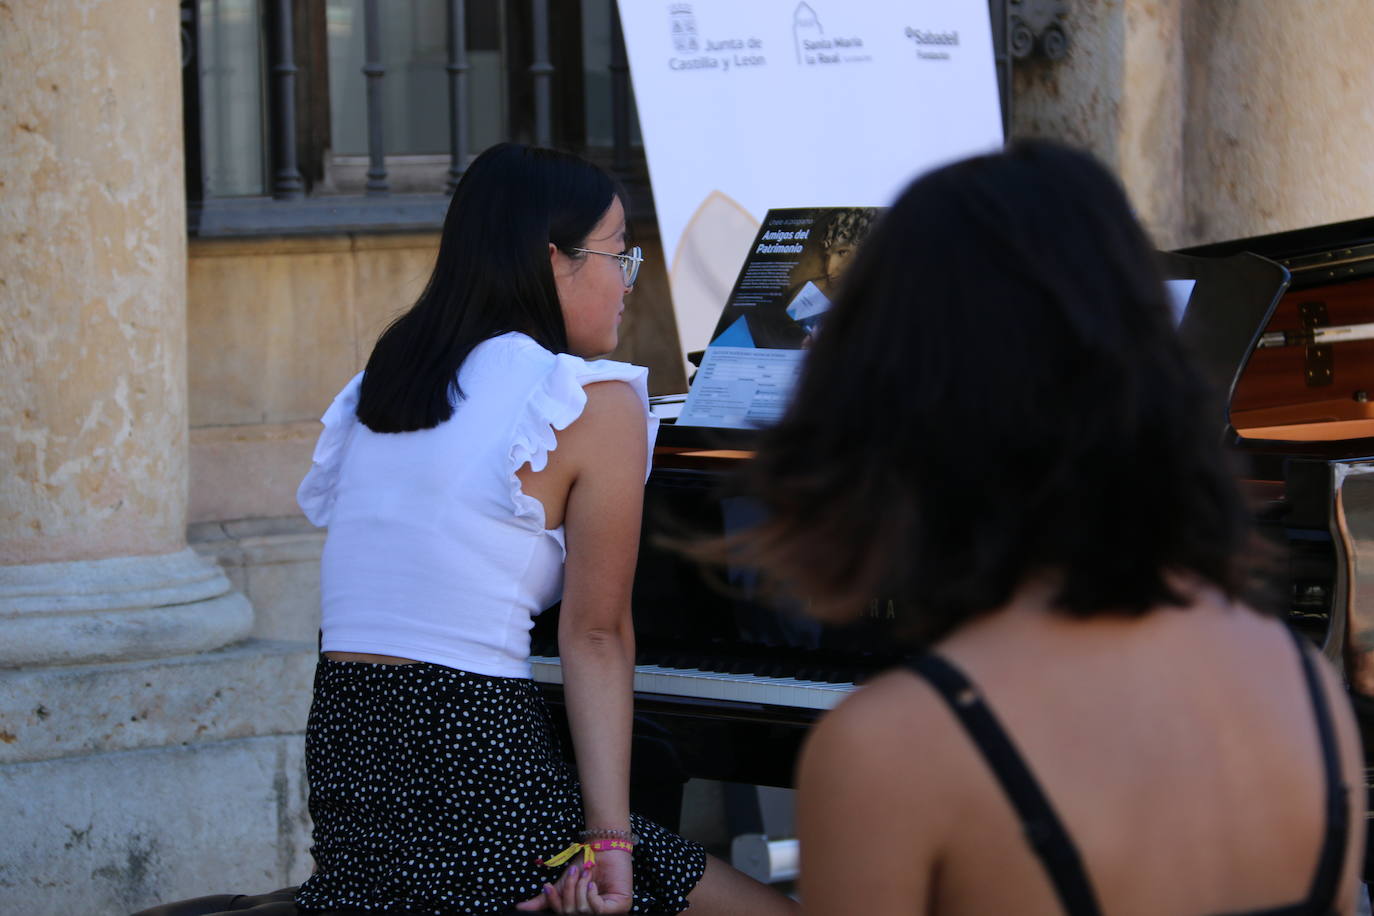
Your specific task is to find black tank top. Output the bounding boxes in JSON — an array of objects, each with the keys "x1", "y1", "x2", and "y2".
[{"x1": 905, "y1": 625, "x2": 1350, "y2": 916}]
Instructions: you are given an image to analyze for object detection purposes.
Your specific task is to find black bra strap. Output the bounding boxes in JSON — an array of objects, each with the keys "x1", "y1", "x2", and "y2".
[
  {"x1": 1283, "y1": 626, "x2": 1350, "y2": 913},
  {"x1": 907, "y1": 654, "x2": 1103, "y2": 916}
]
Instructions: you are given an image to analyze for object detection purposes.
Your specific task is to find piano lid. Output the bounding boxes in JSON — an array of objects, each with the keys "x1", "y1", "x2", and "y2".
[
  {"x1": 1171, "y1": 217, "x2": 1374, "y2": 458},
  {"x1": 1159, "y1": 249, "x2": 1290, "y2": 429}
]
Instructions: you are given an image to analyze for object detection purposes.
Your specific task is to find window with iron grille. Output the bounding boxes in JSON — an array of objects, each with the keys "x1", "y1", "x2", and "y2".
[
  {"x1": 181, "y1": 0, "x2": 644, "y2": 236},
  {"x1": 180, "y1": 0, "x2": 1013, "y2": 237}
]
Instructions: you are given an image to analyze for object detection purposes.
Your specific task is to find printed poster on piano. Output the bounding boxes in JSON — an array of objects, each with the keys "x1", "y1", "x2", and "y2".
[
  {"x1": 615, "y1": 0, "x2": 1003, "y2": 367},
  {"x1": 677, "y1": 207, "x2": 880, "y2": 429}
]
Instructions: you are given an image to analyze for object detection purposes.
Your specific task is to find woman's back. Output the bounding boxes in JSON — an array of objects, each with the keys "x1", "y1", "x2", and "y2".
[
  {"x1": 729, "y1": 141, "x2": 1366, "y2": 916},
  {"x1": 796, "y1": 583, "x2": 1364, "y2": 915},
  {"x1": 301, "y1": 331, "x2": 656, "y2": 678}
]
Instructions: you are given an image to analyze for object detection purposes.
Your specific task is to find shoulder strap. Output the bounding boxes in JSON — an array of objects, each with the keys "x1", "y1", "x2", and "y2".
[
  {"x1": 1282, "y1": 626, "x2": 1350, "y2": 913},
  {"x1": 906, "y1": 654, "x2": 1103, "y2": 916}
]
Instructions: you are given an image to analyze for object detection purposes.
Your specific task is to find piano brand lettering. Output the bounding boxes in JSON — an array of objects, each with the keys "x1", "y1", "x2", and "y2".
[{"x1": 863, "y1": 599, "x2": 899, "y2": 620}]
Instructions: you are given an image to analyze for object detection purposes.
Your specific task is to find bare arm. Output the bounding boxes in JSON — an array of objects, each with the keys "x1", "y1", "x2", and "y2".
[
  {"x1": 554, "y1": 381, "x2": 647, "y2": 835},
  {"x1": 797, "y1": 673, "x2": 949, "y2": 916}
]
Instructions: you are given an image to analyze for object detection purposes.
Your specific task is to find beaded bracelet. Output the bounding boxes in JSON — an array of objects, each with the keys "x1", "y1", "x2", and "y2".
[
  {"x1": 587, "y1": 838, "x2": 634, "y2": 854},
  {"x1": 536, "y1": 832, "x2": 637, "y2": 870},
  {"x1": 578, "y1": 828, "x2": 639, "y2": 845}
]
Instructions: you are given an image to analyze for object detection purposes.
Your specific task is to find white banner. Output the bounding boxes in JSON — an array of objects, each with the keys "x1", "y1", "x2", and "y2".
[{"x1": 616, "y1": 0, "x2": 1004, "y2": 365}]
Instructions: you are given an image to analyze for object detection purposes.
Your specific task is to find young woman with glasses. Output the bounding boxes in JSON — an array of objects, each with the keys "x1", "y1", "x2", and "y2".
[
  {"x1": 294, "y1": 143, "x2": 794, "y2": 916},
  {"x1": 134, "y1": 143, "x2": 795, "y2": 916}
]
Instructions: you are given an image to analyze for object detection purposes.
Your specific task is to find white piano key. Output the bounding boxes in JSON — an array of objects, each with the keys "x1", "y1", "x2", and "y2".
[{"x1": 529, "y1": 655, "x2": 856, "y2": 710}]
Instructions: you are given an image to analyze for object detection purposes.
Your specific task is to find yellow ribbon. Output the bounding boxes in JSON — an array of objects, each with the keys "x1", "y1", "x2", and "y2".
[{"x1": 539, "y1": 841, "x2": 595, "y2": 869}]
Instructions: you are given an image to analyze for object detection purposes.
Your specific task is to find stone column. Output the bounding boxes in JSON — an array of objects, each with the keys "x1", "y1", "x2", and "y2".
[
  {"x1": 0, "y1": 3, "x2": 313, "y2": 912},
  {"x1": 1009, "y1": 0, "x2": 1189, "y2": 247},
  {"x1": 1181, "y1": 0, "x2": 1374, "y2": 245},
  {"x1": 1012, "y1": 0, "x2": 1374, "y2": 249},
  {"x1": 0, "y1": 0, "x2": 250, "y2": 658}
]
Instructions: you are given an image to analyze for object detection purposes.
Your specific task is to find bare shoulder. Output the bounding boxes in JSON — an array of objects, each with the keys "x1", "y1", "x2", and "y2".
[
  {"x1": 800, "y1": 667, "x2": 969, "y2": 815},
  {"x1": 550, "y1": 380, "x2": 645, "y2": 470},
  {"x1": 796, "y1": 667, "x2": 968, "y2": 913},
  {"x1": 576, "y1": 379, "x2": 643, "y2": 427},
  {"x1": 817, "y1": 668, "x2": 936, "y2": 735}
]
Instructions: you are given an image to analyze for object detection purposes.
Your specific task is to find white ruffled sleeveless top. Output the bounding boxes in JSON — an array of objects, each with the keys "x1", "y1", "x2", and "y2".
[{"x1": 297, "y1": 332, "x2": 659, "y2": 678}]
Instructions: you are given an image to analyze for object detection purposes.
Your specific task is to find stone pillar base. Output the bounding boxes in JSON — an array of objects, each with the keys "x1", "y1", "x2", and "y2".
[
  {"x1": 0, "y1": 640, "x2": 317, "y2": 913},
  {"x1": 2, "y1": 733, "x2": 311, "y2": 914},
  {"x1": 0, "y1": 549, "x2": 253, "y2": 667}
]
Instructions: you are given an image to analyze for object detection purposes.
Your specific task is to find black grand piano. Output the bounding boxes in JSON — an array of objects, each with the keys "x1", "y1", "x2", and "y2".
[{"x1": 530, "y1": 214, "x2": 1374, "y2": 865}]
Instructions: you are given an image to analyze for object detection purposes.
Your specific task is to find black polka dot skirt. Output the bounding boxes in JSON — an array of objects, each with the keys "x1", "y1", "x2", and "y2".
[{"x1": 295, "y1": 658, "x2": 706, "y2": 915}]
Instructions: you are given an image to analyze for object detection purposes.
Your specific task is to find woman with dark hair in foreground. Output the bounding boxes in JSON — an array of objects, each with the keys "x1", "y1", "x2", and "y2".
[{"x1": 738, "y1": 141, "x2": 1365, "y2": 914}]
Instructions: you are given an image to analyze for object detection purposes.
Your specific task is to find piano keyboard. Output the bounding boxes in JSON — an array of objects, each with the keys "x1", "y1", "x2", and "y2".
[{"x1": 529, "y1": 655, "x2": 856, "y2": 711}]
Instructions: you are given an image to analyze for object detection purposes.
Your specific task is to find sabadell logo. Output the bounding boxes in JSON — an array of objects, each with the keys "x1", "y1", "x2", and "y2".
[{"x1": 905, "y1": 26, "x2": 960, "y2": 46}]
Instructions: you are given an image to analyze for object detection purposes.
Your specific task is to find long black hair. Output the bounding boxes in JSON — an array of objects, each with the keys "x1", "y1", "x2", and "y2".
[
  {"x1": 735, "y1": 140, "x2": 1255, "y2": 642},
  {"x1": 356, "y1": 143, "x2": 620, "y2": 433}
]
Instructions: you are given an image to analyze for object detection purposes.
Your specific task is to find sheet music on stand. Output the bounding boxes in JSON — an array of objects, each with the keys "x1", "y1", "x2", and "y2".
[{"x1": 678, "y1": 207, "x2": 881, "y2": 430}]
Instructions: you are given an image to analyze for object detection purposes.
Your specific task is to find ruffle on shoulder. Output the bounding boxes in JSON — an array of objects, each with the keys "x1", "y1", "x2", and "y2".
[
  {"x1": 297, "y1": 372, "x2": 364, "y2": 527},
  {"x1": 507, "y1": 353, "x2": 659, "y2": 534}
]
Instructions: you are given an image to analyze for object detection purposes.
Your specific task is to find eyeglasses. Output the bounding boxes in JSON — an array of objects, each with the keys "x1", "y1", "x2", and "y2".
[{"x1": 571, "y1": 245, "x2": 643, "y2": 288}]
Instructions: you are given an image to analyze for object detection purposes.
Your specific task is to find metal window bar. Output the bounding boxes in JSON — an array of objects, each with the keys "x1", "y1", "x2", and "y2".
[
  {"x1": 446, "y1": 0, "x2": 470, "y2": 193},
  {"x1": 180, "y1": 0, "x2": 204, "y2": 202},
  {"x1": 209, "y1": 0, "x2": 231, "y2": 194},
  {"x1": 268, "y1": 0, "x2": 304, "y2": 199},
  {"x1": 988, "y1": 0, "x2": 1013, "y2": 137},
  {"x1": 362, "y1": 0, "x2": 388, "y2": 194},
  {"x1": 184, "y1": 0, "x2": 656, "y2": 233},
  {"x1": 530, "y1": 0, "x2": 553, "y2": 148},
  {"x1": 609, "y1": 0, "x2": 631, "y2": 171}
]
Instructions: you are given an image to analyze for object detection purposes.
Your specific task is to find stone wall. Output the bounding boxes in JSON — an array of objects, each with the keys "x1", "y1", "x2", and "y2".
[
  {"x1": 186, "y1": 234, "x2": 439, "y2": 524},
  {"x1": 1012, "y1": 0, "x2": 1374, "y2": 250},
  {"x1": 1180, "y1": 0, "x2": 1374, "y2": 245}
]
